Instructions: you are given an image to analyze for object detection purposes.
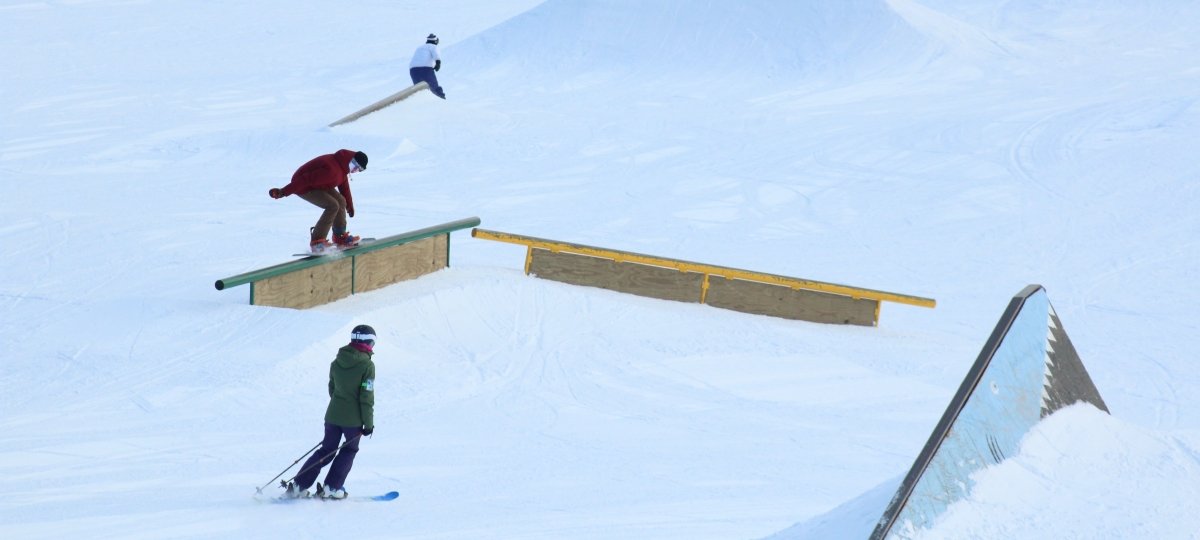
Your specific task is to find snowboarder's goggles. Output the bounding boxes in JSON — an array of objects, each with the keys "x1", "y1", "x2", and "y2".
[
  {"x1": 352, "y1": 331, "x2": 376, "y2": 343},
  {"x1": 350, "y1": 159, "x2": 364, "y2": 173}
]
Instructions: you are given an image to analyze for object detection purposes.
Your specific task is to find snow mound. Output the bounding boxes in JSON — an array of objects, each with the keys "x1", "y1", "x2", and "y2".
[{"x1": 451, "y1": 0, "x2": 935, "y2": 86}]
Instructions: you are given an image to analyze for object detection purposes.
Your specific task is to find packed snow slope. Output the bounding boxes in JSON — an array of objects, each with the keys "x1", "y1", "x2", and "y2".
[{"x1": 2, "y1": 0, "x2": 1199, "y2": 539}]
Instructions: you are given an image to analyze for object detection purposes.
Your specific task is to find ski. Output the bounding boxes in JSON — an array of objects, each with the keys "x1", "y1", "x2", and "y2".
[{"x1": 259, "y1": 490, "x2": 398, "y2": 504}]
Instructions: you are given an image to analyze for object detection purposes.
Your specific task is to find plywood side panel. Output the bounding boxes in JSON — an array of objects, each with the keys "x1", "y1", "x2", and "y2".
[
  {"x1": 354, "y1": 235, "x2": 448, "y2": 293},
  {"x1": 529, "y1": 248, "x2": 704, "y2": 303},
  {"x1": 705, "y1": 277, "x2": 879, "y2": 326},
  {"x1": 254, "y1": 258, "x2": 353, "y2": 309}
]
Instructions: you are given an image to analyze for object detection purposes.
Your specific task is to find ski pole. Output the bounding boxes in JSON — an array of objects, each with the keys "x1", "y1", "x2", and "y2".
[
  {"x1": 255, "y1": 441, "x2": 322, "y2": 495},
  {"x1": 284, "y1": 433, "x2": 363, "y2": 486}
]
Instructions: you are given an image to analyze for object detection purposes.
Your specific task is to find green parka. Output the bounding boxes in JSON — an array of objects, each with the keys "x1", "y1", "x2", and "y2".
[{"x1": 324, "y1": 345, "x2": 375, "y2": 430}]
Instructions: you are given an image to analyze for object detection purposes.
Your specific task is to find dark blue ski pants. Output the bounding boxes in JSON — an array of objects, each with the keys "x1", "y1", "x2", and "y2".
[
  {"x1": 295, "y1": 423, "x2": 363, "y2": 491},
  {"x1": 409, "y1": 67, "x2": 446, "y2": 99}
]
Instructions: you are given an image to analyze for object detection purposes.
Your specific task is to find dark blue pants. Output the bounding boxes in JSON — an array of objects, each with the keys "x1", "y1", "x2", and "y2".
[
  {"x1": 295, "y1": 423, "x2": 362, "y2": 491},
  {"x1": 409, "y1": 67, "x2": 446, "y2": 99}
]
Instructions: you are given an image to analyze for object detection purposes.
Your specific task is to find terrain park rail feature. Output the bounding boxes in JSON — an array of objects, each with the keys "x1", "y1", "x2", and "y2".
[
  {"x1": 870, "y1": 284, "x2": 1108, "y2": 539},
  {"x1": 472, "y1": 228, "x2": 934, "y2": 326},
  {"x1": 328, "y1": 82, "x2": 429, "y2": 127},
  {"x1": 215, "y1": 217, "x2": 479, "y2": 309}
]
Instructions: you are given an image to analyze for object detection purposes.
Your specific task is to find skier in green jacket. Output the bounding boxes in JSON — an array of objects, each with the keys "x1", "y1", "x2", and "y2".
[{"x1": 285, "y1": 324, "x2": 377, "y2": 499}]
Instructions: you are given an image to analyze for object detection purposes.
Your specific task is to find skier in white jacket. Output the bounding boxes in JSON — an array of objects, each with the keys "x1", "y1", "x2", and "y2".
[{"x1": 409, "y1": 34, "x2": 446, "y2": 99}]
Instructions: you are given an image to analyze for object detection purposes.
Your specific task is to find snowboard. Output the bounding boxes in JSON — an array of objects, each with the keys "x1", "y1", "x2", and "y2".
[
  {"x1": 292, "y1": 238, "x2": 377, "y2": 257},
  {"x1": 261, "y1": 490, "x2": 399, "y2": 504}
]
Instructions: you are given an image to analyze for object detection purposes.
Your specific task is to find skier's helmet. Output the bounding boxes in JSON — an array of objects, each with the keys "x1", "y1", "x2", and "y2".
[
  {"x1": 351, "y1": 324, "x2": 376, "y2": 346},
  {"x1": 426, "y1": 33, "x2": 439, "y2": 45},
  {"x1": 352, "y1": 151, "x2": 368, "y2": 171}
]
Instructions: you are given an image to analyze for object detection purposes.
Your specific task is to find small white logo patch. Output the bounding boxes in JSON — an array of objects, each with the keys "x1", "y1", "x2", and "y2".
[{"x1": 362, "y1": 379, "x2": 374, "y2": 392}]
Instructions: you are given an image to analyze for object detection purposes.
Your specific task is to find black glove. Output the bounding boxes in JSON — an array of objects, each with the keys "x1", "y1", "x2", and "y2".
[
  {"x1": 434, "y1": 60, "x2": 441, "y2": 72},
  {"x1": 362, "y1": 427, "x2": 373, "y2": 436},
  {"x1": 269, "y1": 188, "x2": 283, "y2": 199}
]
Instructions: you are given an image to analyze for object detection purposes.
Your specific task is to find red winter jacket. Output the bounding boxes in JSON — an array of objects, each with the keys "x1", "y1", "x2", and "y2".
[{"x1": 280, "y1": 149, "x2": 358, "y2": 214}]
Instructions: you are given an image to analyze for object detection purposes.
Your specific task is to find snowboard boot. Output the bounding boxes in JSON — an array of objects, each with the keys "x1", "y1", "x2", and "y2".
[
  {"x1": 310, "y1": 238, "x2": 336, "y2": 254},
  {"x1": 333, "y1": 231, "x2": 361, "y2": 248}
]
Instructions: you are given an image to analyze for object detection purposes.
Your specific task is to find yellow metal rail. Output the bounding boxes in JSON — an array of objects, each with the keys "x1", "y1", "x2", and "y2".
[{"x1": 471, "y1": 228, "x2": 935, "y2": 309}]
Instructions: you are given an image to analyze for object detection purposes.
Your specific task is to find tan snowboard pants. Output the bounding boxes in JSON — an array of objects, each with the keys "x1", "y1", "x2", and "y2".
[{"x1": 298, "y1": 189, "x2": 347, "y2": 241}]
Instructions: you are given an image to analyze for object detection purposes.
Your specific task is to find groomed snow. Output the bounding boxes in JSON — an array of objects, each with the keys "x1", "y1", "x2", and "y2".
[{"x1": 2, "y1": 1, "x2": 1198, "y2": 539}]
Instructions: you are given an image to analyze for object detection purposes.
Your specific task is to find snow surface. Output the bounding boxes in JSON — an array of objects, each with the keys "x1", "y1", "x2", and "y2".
[{"x1": 2, "y1": 0, "x2": 1199, "y2": 539}]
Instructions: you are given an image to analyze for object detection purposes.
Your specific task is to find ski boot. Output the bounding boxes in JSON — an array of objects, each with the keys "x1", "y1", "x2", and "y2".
[
  {"x1": 281, "y1": 481, "x2": 308, "y2": 499},
  {"x1": 323, "y1": 486, "x2": 348, "y2": 500},
  {"x1": 313, "y1": 482, "x2": 348, "y2": 500}
]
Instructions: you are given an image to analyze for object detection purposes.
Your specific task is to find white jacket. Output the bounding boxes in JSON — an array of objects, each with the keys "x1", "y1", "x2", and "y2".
[{"x1": 409, "y1": 43, "x2": 441, "y2": 69}]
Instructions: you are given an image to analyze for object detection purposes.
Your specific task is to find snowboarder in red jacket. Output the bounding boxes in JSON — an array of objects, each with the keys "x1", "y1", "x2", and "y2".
[{"x1": 269, "y1": 149, "x2": 368, "y2": 253}]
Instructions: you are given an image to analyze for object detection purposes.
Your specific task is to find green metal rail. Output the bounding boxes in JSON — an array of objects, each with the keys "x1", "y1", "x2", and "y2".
[{"x1": 215, "y1": 216, "x2": 480, "y2": 291}]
